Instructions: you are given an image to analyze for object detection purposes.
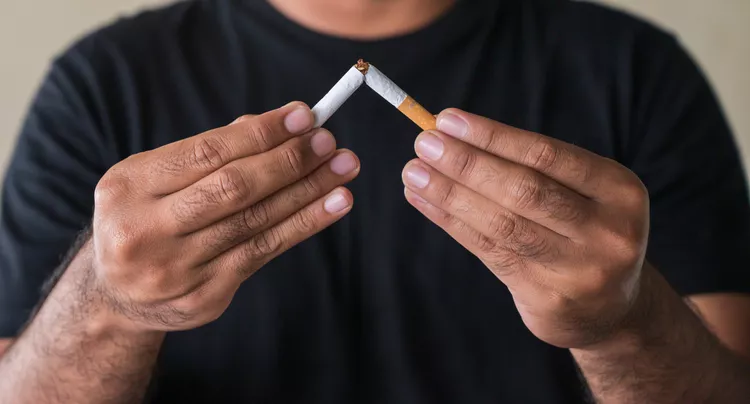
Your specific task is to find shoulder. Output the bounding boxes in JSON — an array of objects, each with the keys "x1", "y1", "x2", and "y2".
[
  {"x1": 532, "y1": 0, "x2": 675, "y2": 41},
  {"x1": 53, "y1": 0, "x2": 224, "y2": 75},
  {"x1": 514, "y1": 1, "x2": 698, "y2": 99},
  {"x1": 532, "y1": 1, "x2": 682, "y2": 62}
]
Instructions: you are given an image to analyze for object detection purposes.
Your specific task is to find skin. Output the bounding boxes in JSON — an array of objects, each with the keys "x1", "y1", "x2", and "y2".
[
  {"x1": 267, "y1": 0, "x2": 456, "y2": 40},
  {"x1": 404, "y1": 110, "x2": 750, "y2": 402},
  {"x1": 1, "y1": 0, "x2": 749, "y2": 402},
  {"x1": 0, "y1": 103, "x2": 362, "y2": 402}
]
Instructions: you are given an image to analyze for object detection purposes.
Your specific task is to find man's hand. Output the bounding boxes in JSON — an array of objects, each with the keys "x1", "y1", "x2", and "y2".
[
  {"x1": 403, "y1": 109, "x2": 750, "y2": 403},
  {"x1": 0, "y1": 102, "x2": 361, "y2": 404},
  {"x1": 92, "y1": 102, "x2": 360, "y2": 332},
  {"x1": 401, "y1": 107, "x2": 650, "y2": 348},
  {"x1": 402, "y1": 108, "x2": 648, "y2": 348}
]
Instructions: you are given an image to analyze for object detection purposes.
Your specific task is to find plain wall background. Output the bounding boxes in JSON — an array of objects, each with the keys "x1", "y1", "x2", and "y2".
[{"x1": 1, "y1": 1, "x2": 749, "y2": 183}]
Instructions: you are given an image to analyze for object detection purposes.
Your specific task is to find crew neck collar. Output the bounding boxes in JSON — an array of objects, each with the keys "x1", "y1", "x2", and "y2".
[{"x1": 235, "y1": 0, "x2": 485, "y2": 50}]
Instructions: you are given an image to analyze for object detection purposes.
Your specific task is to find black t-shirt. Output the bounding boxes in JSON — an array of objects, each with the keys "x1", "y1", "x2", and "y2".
[{"x1": 2, "y1": 0, "x2": 749, "y2": 402}]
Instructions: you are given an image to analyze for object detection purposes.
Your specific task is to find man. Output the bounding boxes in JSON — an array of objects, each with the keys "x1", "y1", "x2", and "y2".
[{"x1": 0, "y1": 0, "x2": 749, "y2": 402}]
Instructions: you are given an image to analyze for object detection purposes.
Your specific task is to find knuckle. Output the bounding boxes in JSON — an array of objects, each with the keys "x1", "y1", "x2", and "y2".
[
  {"x1": 279, "y1": 146, "x2": 306, "y2": 178},
  {"x1": 616, "y1": 236, "x2": 645, "y2": 265},
  {"x1": 474, "y1": 231, "x2": 500, "y2": 254},
  {"x1": 191, "y1": 136, "x2": 228, "y2": 170},
  {"x1": 475, "y1": 125, "x2": 500, "y2": 151},
  {"x1": 175, "y1": 293, "x2": 204, "y2": 318},
  {"x1": 543, "y1": 187, "x2": 586, "y2": 224},
  {"x1": 438, "y1": 182, "x2": 460, "y2": 207},
  {"x1": 504, "y1": 219, "x2": 548, "y2": 259},
  {"x1": 171, "y1": 197, "x2": 201, "y2": 227},
  {"x1": 189, "y1": 296, "x2": 230, "y2": 325},
  {"x1": 291, "y1": 210, "x2": 318, "y2": 234},
  {"x1": 510, "y1": 173, "x2": 544, "y2": 211},
  {"x1": 546, "y1": 290, "x2": 579, "y2": 314},
  {"x1": 105, "y1": 223, "x2": 142, "y2": 264},
  {"x1": 232, "y1": 114, "x2": 254, "y2": 125},
  {"x1": 600, "y1": 228, "x2": 644, "y2": 265},
  {"x1": 247, "y1": 230, "x2": 283, "y2": 261},
  {"x1": 620, "y1": 177, "x2": 649, "y2": 209},
  {"x1": 523, "y1": 138, "x2": 559, "y2": 173},
  {"x1": 487, "y1": 210, "x2": 516, "y2": 240},
  {"x1": 94, "y1": 174, "x2": 125, "y2": 206},
  {"x1": 301, "y1": 176, "x2": 320, "y2": 197},
  {"x1": 451, "y1": 149, "x2": 478, "y2": 179},
  {"x1": 433, "y1": 206, "x2": 456, "y2": 225},
  {"x1": 516, "y1": 233, "x2": 549, "y2": 260},
  {"x1": 242, "y1": 202, "x2": 272, "y2": 232},
  {"x1": 570, "y1": 154, "x2": 595, "y2": 185},
  {"x1": 215, "y1": 166, "x2": 251, "y2": 204},
  {"x1": 246, "y1": 123, "x2": 276, "y2": 151}
]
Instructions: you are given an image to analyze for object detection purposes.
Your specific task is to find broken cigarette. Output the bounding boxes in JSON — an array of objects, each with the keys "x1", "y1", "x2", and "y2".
[{"x1": 312, "y1": 60, "x2": 437, "y2": 131}]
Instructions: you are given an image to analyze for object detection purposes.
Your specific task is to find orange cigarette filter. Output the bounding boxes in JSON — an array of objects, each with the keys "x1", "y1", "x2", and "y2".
[
  {"x1": 398, "y1": 96, "x2": 437, "y2": 131},
  {"x1": 357, "y1": 60, "x2": 437, "y2": 131}
]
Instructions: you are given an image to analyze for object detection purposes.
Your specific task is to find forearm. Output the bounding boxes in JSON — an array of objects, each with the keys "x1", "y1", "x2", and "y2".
[
  {"x1": 571, "y1": 265, "x2": 750, "y2": 403},
  {"x1": 0, "y1": 242, "x2": 164, "y2": 404}
]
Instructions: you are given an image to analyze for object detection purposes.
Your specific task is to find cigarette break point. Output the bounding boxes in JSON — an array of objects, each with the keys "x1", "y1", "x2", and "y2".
[{"x1": 355, "y1": 59, "x2": 370, "y2": 75}]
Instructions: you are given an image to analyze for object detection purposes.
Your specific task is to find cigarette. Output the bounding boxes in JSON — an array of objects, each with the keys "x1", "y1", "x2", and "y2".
[
  {"x1": 311, "y1": 60, "x2": 437, "y2": 131},
  {"x1": 311, "y1": 65, "x2": 365, "y2": 128},
  {"x1": 362, "y1": 62, "x2": 437, "y2": 131}
]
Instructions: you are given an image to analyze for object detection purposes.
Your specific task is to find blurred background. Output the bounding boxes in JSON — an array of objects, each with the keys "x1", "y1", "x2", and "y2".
[{"x1": 1, "y1": 0, "x2": 749, "y2": 183}]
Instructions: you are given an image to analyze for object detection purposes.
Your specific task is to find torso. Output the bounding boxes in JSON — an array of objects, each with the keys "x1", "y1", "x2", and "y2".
[{"x1": 80, "y1": 1, "x2": 657, "y2": 401}]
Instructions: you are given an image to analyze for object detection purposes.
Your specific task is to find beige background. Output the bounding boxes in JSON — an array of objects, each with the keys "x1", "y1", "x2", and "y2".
[{"x1": 1, "y1": 1, "x2": 748, "y2": 181}]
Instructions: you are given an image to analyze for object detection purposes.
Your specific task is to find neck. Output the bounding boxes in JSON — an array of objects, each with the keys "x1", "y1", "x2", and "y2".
[{"x1": 267, "y1": 0, "x2": 457, "y2": 40}]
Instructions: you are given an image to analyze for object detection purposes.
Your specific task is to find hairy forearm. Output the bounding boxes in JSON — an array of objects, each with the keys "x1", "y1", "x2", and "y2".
[
  {"x1": 572, "y1": 265, "x2": 750, "y2": 403},
  {"x1": 0, "y1": 240, "x2": 164, "y2": 404}
]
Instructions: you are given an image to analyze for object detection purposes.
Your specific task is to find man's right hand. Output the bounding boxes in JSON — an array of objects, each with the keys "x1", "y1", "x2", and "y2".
[{"x1": 90, "y1": 102, "x2": 359, "y2": 332}]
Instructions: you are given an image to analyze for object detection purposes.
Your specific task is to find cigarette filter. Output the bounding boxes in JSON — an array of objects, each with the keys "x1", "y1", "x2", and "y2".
[
  {"x1": 363, "y1": 64, "x2": 437, "y2": 131},
  {"x1": 311, "y1": 60, "x2": 437, "y2": 131}
]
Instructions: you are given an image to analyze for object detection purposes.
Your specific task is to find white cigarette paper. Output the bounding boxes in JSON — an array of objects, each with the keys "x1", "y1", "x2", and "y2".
[
  {"x1": 312, "y1": 66, "x2": 365, "y2": 128},
  {"x1": 363, "y1": 65, "x2": 407, "y2": 108},
  {"x1": 310, "y1": 60, "x2": 437, "y2": 131}
]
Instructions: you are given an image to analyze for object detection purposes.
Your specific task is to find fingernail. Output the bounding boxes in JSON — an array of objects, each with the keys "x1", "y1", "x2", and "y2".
[
  {"x1": 404, "y1": 165, "x2": 430, "y2": 189},
  {"x1": 330, "y1": 153, "x2": 357, "y2": 175},
  {"x1": 415, "y1": 132, "x2": 444, "y2": 161},
  {"x1": 284, "y1": 106, "x2": 313, "y2": 134},
  {"x1": 437, "y1": 112, "x2": 468, "y2": 138},
  {"x1": 311, "y1": 130, "x2": 335, "y2": 157},
  {"x1": 324, "y1": 191, "x2": 350, "y2": 213},
  {"x1": 405, "y1": 188, "x2": 428, "y2": 204}
]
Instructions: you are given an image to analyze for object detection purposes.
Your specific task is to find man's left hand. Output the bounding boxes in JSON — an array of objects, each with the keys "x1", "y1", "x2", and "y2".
[{"x1": 402, "y1": 108, "x2": 650, "y2": 349}]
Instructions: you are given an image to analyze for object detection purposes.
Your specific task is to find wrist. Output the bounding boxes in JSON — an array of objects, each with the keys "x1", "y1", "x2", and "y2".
[
  {"x1": 572, "y1": 263, "x2": 663, "y2": 356},
  {"x1": 43, "y1": 239, "x2": 163, "y2": 341}
]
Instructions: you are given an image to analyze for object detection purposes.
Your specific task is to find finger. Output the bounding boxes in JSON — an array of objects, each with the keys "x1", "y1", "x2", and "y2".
[
  {"x1": 402, "y1": 160, "x2": 566, "y2": 263},
  {"x1": 208, "y1": 187, "x2": 354, "y2": 281},
  {"x1": 164, "y1": 128, "x2": 338, "y2": 233},
  {"x1": 404, "y1": 189, "x2": 593, "y2": 314},
  {"x1": 403, "y1": 188, "x2": 545, "y2": 285},
  {"x1": 186, "y1": 151, "x2": 360, "y2": 262},
  {"x1": 435, "y1": 109, "x2": 630, "y2": 200},
  {"x1": 414, "y1": 131, "x2": 594, "y2": 238},
  {"x1": 138, "y1": 102, "x2": 315, "y2": 195},
  {"x1": 229, "y1": 114, "x2": 257, "y2": 125}
]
